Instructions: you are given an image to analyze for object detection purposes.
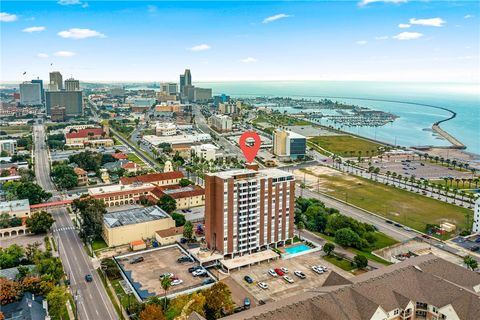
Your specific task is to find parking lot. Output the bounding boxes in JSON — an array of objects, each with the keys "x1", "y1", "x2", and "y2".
[
  {"x1": 229, "y1": 252, "x2": 353, "y2": 302},
  {"x1": 115, "y1": 245, "x2": 214, "y2": 300},
  {"x1": 366, "y1": 158, "x2": 471, "y2": 180}
]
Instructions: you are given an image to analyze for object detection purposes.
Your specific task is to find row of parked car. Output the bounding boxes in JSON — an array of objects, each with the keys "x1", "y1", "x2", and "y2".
[{"x1": 244, "y1": 265, "x2": 328, "y2": 289}]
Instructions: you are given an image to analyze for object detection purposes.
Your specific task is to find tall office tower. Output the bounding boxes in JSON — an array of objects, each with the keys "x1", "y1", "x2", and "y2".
[
  {"x1": 205, "y1": 168, "x2": 295, "y2": 257},
  {"x1": 64, "y1": 78, "x2": 80, "y2": 91},
  {"x1": 31, "y1": 79, "x2": 44, "y2": 103},
  {"x1": 179, "y1": 75, "x2": 186, "y2": 95},
  {"x1": 184, "y1": 69, "x2": 192, "y2": 86},
  {"x1": 49, "y1": 71, "x2": 63, "y2": 90},
  {"x1": 46, "y1": 91, "x2": 83, "y2": 116},
  {"x1": 19, "y1": 82, "x2": 42, "y2": 106}
]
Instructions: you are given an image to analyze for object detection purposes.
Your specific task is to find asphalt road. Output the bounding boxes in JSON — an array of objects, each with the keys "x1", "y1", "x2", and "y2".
[{"x1": 33, "y1": 124, "x2": 118, "y2": 320}]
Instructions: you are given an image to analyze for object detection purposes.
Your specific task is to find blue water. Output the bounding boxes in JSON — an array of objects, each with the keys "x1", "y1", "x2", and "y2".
[
  {"x1": 198, "y1": 81, "x2": 480, "y2": 156},
  {"x1": 284, "y1": 244, "x2": 312, "y2": 255}
]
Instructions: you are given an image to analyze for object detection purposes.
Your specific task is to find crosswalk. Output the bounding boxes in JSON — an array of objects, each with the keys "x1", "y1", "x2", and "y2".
[{"x1": 53, "y1": 226, "x2": 76, "y2": 232}]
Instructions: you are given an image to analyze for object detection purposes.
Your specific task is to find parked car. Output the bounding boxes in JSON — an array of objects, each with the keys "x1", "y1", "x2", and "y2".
[
  {"x1": 258, "y1": 282, "x2": 268, "y2": 289},
  {"x1": 403, "y1": 226, "x2": 412, "y2": 231},
  {"x1": 475, "y1": 238, "x2": 480, "y2": 243},
  {"x1": 385, "y1": 220, "x2": 393, "y2": 224},
  {"x1": 192, "y1": 269, "x2": 207, "y2": 277},
  {"x1": 312, "y1": 266, "x2": 324, "y2": 274},
  {"x1": 188, "y1": 266, "x2": 203, "y2": 273},
  {"x1": 268, "y1": 269, "x2": 277, "y2": 277},
  {"x1": 274, "y1": 268, "x2": 285, "y2": 276},
  {"x1": 85, "y1": 274, "x2": 93, "y2": 282},
  {"x1": 177, "y1": 256, "x2": 193, "y2": 263},
  {"x1": 294, "y1": 271, "x2": 306, "y2": 279},
  {"x1": 202, "y1": 278, "x2": 215, "y2": 285},
  {"x1": 244, "y1": 297, "x2": 251, "y2": 309},
  {"x1": 244, "y1": 275, "x2": 254, "y2": 284},
  {"x1": 160, "y1": 272, "x2": 174, "y2": 280},
  {"x1": 470, "y1": 246, "x2": 480, "y2": 252},
  {"x1": 129, "y1": 256, "x2": 144, "y2": 264},
  {"x1": 280, "y1": 267, "x2": 289, "y2": 274},
  {"x1": 171, "y1": 279, "x2": 183, "y2": 286},
  {"x1": 283, "y1": 275, "x2": 294, "y2": 283},
  {"x1": 394, "y1": 223, "x2": 403, "y2": 228}
]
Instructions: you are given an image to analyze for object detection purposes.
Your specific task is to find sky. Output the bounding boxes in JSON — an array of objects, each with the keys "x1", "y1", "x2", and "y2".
[{"x1": 1, "y1": 0, "x2": 479, "y2": 82}]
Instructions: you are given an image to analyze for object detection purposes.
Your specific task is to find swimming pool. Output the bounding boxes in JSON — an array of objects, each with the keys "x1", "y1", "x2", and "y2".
[{"x1": 284, "y1": 244, "x2": 312, "y2": 255}]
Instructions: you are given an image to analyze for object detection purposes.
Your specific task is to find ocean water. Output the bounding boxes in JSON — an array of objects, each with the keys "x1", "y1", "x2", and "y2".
[{"x1": 199, "y1": 81, "x2": 480, "y2": 156}]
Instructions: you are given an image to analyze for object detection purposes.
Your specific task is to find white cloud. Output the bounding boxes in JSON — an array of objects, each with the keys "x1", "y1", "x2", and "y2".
[
  {"x1": 54, "y1": 51, "x2": 76, "y2": 57},
  {"x1": 359, "y1": 0, "x2": 407, "y2": 7},
  {"x1": 356, "y1": 40, "x2": 368, "y2": 45},
  {"x1": 393, "y1": 32, "x2": 423, "y2": 40},
  {"x1": 37, "y1": 53, "x2": 49, "y2": 58},
  {"x1": 409, "y1": 17, "x2": 446, "y2": 27},
  {"x1": 22, "y1": 26, "x2": 46, "y2": 33},
  {"x1": 82, "y1": 2, "x2": 89, "y2": 8},
  {"x1": 147, "y1": 5, "x2": 157, "y2": 13},
  {"x1": 398, "y1": 23, "x2": 411, "y2": 28},
  {"x1": 57, "y1": 0, "x2": 81, "y2": 5},
  {"x1": 464, "y1": 14, "x2": 474, "y2": 19},
  {"x1": 0, "y1": 12, "x2": 18, "y2": 22},
  {"x1": 188, "y1": 44, "x2": 211, "y2": 52},
  {"x1": 241, "y1": 57, "x2": 257, "y2": 63},
  {"x1": 263, "y1": 13, "x2": 290, "y2": 24},
  {"x1": 58, "y1": 28, "x2": 106, "y2": 39},
  {"x1": 375, "y1": 36, "x2": 389, "y2": 40}
]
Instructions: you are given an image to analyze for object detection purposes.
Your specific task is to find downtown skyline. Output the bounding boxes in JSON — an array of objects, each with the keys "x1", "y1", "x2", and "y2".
[{"x1": 1, "y1": 0, "x2": 479, "y2": 82}]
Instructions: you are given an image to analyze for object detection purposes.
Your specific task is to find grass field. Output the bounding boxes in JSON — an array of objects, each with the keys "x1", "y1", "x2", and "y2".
[
  {"x1": 253, "y1": 114, "x2": 311, "y2": 127},
  {"x1": 92, "y1": 238, "x2": 108, "y2": 251},
  {"x1": 127, "y1": 153, "x2": 144, "y2": 165},
  {"x1": 309, "y1": 135, "x2": 384, "y2": 157},
  {"x1": 0, "y1": 125, "x2": 32, "y2": 135},
  {"x1": 323, "y1": 254, "x2": 355, "y2": 271},
  {"x1": 310, "y1": 170, "x2": 472, "y2": 234}
]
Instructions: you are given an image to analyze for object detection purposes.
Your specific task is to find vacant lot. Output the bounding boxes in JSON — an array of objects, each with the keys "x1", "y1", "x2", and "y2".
[
  {"x1": 116, "y1": 246, "x2": 213, "y2": 300},
  {"x1": 297, "y1": 167, "x2": 472, "y2": 234},
  {"x1": 309, "y1": 135, "x2": 384, "y2": 157},
  {"x1": 230, "y1": 251, "x2": 352, "y2": 303},
  {"x1": 0, "y1": 125, "x2": 32, "y2": 135}
]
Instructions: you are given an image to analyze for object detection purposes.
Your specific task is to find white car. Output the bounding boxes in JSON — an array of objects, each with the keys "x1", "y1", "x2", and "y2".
[
  {"x1": 258, "y1": 282, "x2": 269, "y2": 290},
  {"x1": 192, "y1": 269, "x2": 207, "y2": 277},
  {"x1": 280, "y1": 267, "x2": 289, "y2": 274},
  {"x1": 283, "y1": 275, "x2": 294, "y2": 283},
  {"x1": 294, "y1": 271, "x2": 306, "y2": 279},
  {"x1": 312, "y1": 266, "x2": 324, "y2": 274},
  {"x1": 268, "y1": 269, "x2": 277, "y2": 277},
  {"x1": 171, "y1": 279, "x2": 183, "y2": 286}
]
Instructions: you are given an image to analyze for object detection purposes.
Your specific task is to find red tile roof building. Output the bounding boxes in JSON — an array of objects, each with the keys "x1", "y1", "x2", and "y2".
[{"x1": 120, "y1": 171, "x2": 184, "y2": 186}]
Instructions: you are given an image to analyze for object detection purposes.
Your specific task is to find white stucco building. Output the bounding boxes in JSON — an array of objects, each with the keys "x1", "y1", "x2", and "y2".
[{"x1": 473, "y1": 197, "x2": 480, "y2": 233}]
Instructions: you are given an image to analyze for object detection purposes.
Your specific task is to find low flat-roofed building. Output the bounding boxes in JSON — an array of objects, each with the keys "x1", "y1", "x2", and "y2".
[
  {"x1": 0, "y1": 199, "x2": 30, "y2": 218},
  {"x1": 152, "y1": 184, "x2": 205, "y2": 209},
  {"x1": 102, "y1": 205, "x2": 175, "y2": 247},
  {"x1": 155, "y1": 226, "x2": 184, "y2": 245},
  {"x1": 155, "y1": 122, "x2": 177, "y2": 136},
  {"x1": 143, "y1": 133, "x2": 211, "y2": 147},
  {"x1": 190, "y1": 143, "x2": 218, "y2": 161}
]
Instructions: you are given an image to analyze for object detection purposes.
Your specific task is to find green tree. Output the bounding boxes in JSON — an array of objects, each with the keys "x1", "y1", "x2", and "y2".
[
  {"x1": 157, "y1": 195, "x2": 177, "y2": 214},
  {"x1": 183, "y1": 221, "x2": 193, "y2": 239},
  {"x1": 15, "y1": 182, "x2": 51, "y2": 205},
  {"x1": 463, "y1": 255, "x2": 478, "y2": 271},
  {"x1": 72, "y1": 197, "x2": 107, "y2": 243},
  {"x1": 179, "y1": 178, "x2": 193, "y2": 187},
  {"x1": 171, "y1": 212, "x2": 186, "y2": 227},
  {"x1": 0, "y1": 213, "x2": 10, "y2": 228},
  {"x1": 204, "y1": 282, "x2": 234, "y2": 319},
  {"x1": 297, "y1": 221, "x2": 305, "y2": 239},
  {"x1": 35, "y1": 255, "x2": 64, "y2": 282},
  {"x1": 26, "y1": 211, "x2": 55, "y2": 234},
  {"x1": 354, "y1": 255, "x2": 368, "y2": 269},
  {"x1": 0, "y1": 244, "x2": 25, "y2": 269},
  {"x1": 160, "y1": 275, "x2": 172, "y2": 310},
  {"x1": 100, "y1": 259, "x2": 121, "y2": 280},
  {"x1": 46, "y1": 287, "x2": 67, "y2": 319},
  {"x1": 51, "y1": 164, "x2": 78, "y2": 189},
  {"x1": 334, "y1": 228, "x2": 362, "y2": 249},
  {"x1": 323, "y1": 242, "x2": 335, "y2": 256}
]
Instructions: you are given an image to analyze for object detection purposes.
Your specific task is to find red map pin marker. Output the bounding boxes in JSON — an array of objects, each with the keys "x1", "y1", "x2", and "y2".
[{"x1": 239, "y1": 131, "x2": 261, "y2": 163}]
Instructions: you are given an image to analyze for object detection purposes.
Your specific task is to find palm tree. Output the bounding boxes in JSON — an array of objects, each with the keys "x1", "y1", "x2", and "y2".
[
  {"x1": 403, "y1": 176, "x2": 409, "y2": 190},
  {"x1": 161, "y1": 275, "x2": 172, "y2": 310},
  {"x1": 434, "y1": 156, "x2": 439, "y2": 163},
  {"x1": 455, "y1": 178, "x2": 460, "y2": 188},
  {"x1": 297, "y1": 221, "x2": 305, "y2": 240},
  {"x1": 386, "y1": 171, "x2": 391, "y2": 184}
]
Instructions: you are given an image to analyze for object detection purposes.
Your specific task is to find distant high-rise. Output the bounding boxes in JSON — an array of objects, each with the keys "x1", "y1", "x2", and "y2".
[
  {"x1": 179, "y1": 69, "x2": 192, "y2": 96},
  {"x1": 65, "y1": 78, "x2": 80, "y2": 91},
  {"x1": 46, "y1": 91, "x2": 83, "y2": 117},
  {"x1": 31, "y1": 79, "x2": 44, "y2": 103},
  {"x1": 19, "y1": 82, "x2": 42, "y2": 106},
  {"x1": 160, "y1": 82, "x2": 178, "y2": 95},
  {"x1": 49, "y1": 71, "x2": 63, "y2": 90}
]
